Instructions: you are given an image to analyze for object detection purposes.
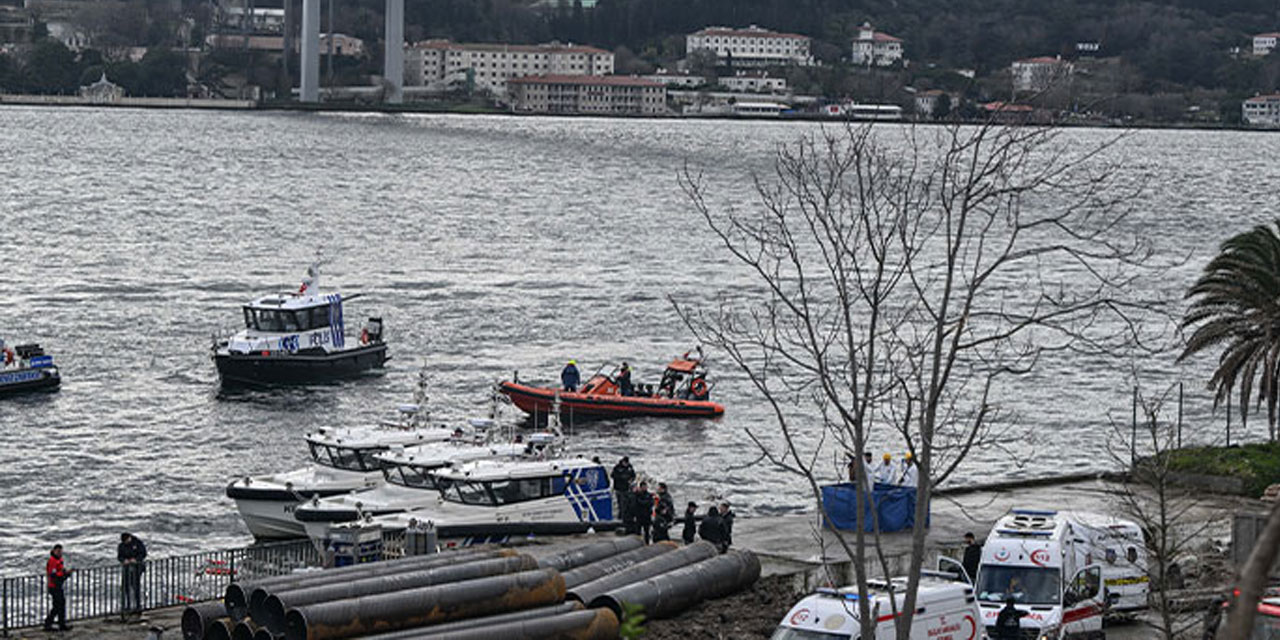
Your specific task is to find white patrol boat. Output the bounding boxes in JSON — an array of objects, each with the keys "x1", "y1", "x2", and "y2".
[
  {"x1": 347, "y1": 456, "x2": 613, "y2": 547},
  {"x1": 293, "y1": 431, "x2": 562, "y2": 542},
  {"x1": 226, "y1": 400, "x2": 473, "y2": 540},
  {"x1": 212, "y1": 262, "x2": 387, "y2": 386},
  {"x1": 0, "y1": 342, "x2": 60, "y2": 396}
]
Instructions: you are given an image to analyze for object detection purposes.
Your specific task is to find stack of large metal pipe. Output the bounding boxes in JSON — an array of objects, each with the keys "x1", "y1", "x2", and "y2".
[
  {"x1": 227, "y1": 548, "x2": 511, "y2": 622},
  {"x1": 185, "y1": 536, "x2": 759, "y2": 640},
  {"x1": 588, "y1": 549, "x2": 762, "y2": 619}
]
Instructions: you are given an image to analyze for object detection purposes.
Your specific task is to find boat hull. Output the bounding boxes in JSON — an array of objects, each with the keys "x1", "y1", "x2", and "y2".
[
  {"x1": 214, "y1": 343, "x2": 388, "y2": 386},
  {"x1": 498, "y1": 381, "x2": 723, "y2": 419},
  {"x1": 227, "y1": 484, "x2": 359, "y2": 540},
  {"x1": 0, "y1": 368, "x2": 60, "y2": 396}
]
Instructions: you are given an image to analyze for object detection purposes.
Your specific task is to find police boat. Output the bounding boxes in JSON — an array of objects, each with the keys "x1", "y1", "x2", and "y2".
[
  {"x1": 342, "y1": 456, "x2": 614, "y2": 548},
  {"x1": 212, "y1": 262, "x2": 388, "y2": 386},
  {"x1": 0, "y1": 342, "x2": 60, "y2": 396},
  {"x1": 294, "y1": 430, "x2": 564, "y2": 543}
]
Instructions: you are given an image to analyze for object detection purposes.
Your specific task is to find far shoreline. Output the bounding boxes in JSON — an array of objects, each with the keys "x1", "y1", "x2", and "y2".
[{"x1": 2, "y1": 94, "x2": 1277, "y2": 134}]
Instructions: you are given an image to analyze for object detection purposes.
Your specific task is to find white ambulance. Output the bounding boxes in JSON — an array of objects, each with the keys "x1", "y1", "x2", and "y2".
[
  {"x1": 771, "y1": 572, "x2": 985, "y2": 640},
  {"x1": 973, "y1": 508, "x2": 1149, "y2": 639}
]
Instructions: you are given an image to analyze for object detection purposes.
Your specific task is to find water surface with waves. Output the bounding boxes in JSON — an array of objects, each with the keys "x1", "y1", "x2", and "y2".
[{"x1": 1, "y1": 107, "x2": 1278, "y2": 572}]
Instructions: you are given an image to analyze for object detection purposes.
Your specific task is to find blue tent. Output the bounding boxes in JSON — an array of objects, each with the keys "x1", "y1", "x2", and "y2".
[{"x1": 820, "y1": 483, "x2": 926, "y2": 533}]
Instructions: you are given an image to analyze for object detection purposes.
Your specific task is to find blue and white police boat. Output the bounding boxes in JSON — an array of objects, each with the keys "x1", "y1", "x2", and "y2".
[
  {"x1": 340, "y1": 456, "x2": 615, "y2": 547},
  {"x1": 212, "y1": 263, "x2": 388, "y2": 386},
  {"x1": 0, "y1": 342, "x2": 60, "y2": 396}
]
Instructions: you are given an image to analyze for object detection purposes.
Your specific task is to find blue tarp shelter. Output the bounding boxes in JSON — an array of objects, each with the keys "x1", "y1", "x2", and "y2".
[{"x1": 820, "y1": 482, "x2": 927, "y2": 532}]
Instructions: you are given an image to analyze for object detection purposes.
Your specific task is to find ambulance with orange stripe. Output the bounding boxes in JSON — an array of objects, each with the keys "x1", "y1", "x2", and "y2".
[
  {"x1": 974, "y1": 509, "x2": 1148, "y2": 640},
  {"x1": 771, "y1": 573, "x2": 984, "y2": 639}
]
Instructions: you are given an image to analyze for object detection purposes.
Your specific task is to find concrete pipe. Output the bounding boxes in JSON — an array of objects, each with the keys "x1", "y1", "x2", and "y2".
[
  {"x1": 184, "y1": 601, "x2": 232, "y2": 640},
  {"x1": 228, "y1": 548, "x2": 511, "y2": 621},
  {"x1": 205, "y1": 619, "x2": 235, "y2": 640},
  {"x1": 261, "y1": 555, "x2": 539, "y2": 634},
  {"x1": 568, "y1": 540, "x2": 717, "y2": 604},
  {"x1": 533, "y1": 536, "x2": 644, "y2": 571},
  {"x1": 231, "y1": 620, "x2": 259, "y2": 640},
  {"x1": 283, "y1": 568, "x2": 566, "y2": 640},
  {"x1": 358, "y1": 602, "x2": 583, "y2": 640},
  {"x1": 410, "y1": 607, "x2": 619, "y2": 640},
  {"x1": 560, "y1": 541, "x2": 678, "y2": 590},
  {"x1": 253, "y1": 631, "x2": 275, "y2": 640},
  {"x1": 588, "y1": 549, "x2": 761, "y2": 620}
]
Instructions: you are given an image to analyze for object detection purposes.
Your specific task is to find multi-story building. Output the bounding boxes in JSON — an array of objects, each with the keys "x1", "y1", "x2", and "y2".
[
  {"x1": 1255, "y1": 32, "x2": 1279, "y2": 57},
  {"x1": 319, "y1": 33, "x2": 363, "y2": 57},
  {"x1": 850, "y1": 22, "x2": 903, "y2": 66},
  {"x1": 404, "y1": 40, "x2": 614, "y2": 99},
  {"x1": 507, "y1": 75, "x2": 666, "y2": 115},
  {"x1": 914, "y1": 89, "x2": 948, "y2": 118},
  {"x1": 720, "y1": 71, "x2": 787, "y2": 93},
  {"x1": 1011, "y1": 56, "x2": 1073, "y2": 93},
  {"x1": 685, "y1": 25, "x2": 812, "y2": 68},
  {"x1": 1243, "y1": 94, "x2": 1280, "y2": 126},
  {"x1": 643, "y1": 71, "x2": 707, "y2": 89}
]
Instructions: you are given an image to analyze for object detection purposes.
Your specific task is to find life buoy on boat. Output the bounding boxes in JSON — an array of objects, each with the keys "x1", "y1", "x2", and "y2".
[
  {"x1": 360, "y1": 329, "x2": 370, "y2": 345},
  {"x1": 690, "y1": 378, "x2": 708, "y2": 399}
]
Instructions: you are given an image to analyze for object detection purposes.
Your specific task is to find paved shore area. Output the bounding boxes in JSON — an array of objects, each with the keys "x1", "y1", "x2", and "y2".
[{"x1": 8, "y1": 476, "x2": 1261, "y2": 639}]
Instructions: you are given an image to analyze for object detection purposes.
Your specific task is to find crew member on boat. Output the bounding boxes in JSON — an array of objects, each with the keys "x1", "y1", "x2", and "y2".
[
  {"x1": 561, "y1": 360, "x2": 580, "y2": 392},
  {"x1": 617, "y1": 362, "x2": 634, "y2": 396}
]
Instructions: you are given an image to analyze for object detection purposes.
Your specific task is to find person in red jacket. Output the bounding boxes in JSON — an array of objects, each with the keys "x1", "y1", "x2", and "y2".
[{"x1": 44, "y1": 544, "x2": 72, "y2": 631}]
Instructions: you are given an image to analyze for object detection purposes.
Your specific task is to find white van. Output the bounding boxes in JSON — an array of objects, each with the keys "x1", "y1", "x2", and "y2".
[
  {"x1": 973, "y1": 509, "x2": 1148, "y2": 639},
  {"x1": 771, "y1": 572, "x2": 984, "y2": 640}
]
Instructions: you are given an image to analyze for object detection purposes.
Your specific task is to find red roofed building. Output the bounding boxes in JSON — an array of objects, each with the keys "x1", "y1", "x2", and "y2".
[
  {"x1": 686, "y1": 25, "x2": 812, "y2": 68},
  {"x1": 851, "y1": 23, "x2": 903, "y2": 67},
  {"x1": 1243, "y1": 94, "x2": 1280, "y2": 126},
  {"x1": 1011, "y1": 55, "x2": 1073, "y2": 93},
  {"x1": 404, "y1": 40, "x2": 615, "y2": 99},
  {"x1": 508, "y1": 75, "x2": 667, "y2": 115},
  {"x1": 1255, "y1": 32, "x2": 1280, "y2": 56}
]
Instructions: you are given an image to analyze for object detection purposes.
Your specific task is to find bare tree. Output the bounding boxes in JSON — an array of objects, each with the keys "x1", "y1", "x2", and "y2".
[
  {"x1": 1109, "y1": 382, "x2": 1216, "y2": 639},
  {"x1": 676, "y1": 119, "x2": 1158, "y2": 640}
]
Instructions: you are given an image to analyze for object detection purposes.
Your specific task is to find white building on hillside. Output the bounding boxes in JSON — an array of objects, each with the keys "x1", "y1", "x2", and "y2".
[
  {"x1": 850, "y1": 22, "x2": 903, "y2": 66},
  {"x1": 686, "y1": 25, "x2": 812, "y2": 68},
  {"x1": 1255, "y1": 33, "x2": 1279, "y2": 57},
  {"x1": 720, "y1": 70, "x2": 787, "y2": 93},
  {"x1": 404, "y1": 40, "x2": 614, "y2": 99},
  {"x1": 1243, "y1": 94, "x2": 1280, "y2": 126},
  {"x1": 643, "y1": 71, "x2": 706, "y2": 88},
  {"x1": 1011, "y1": 56, "x2": 1073, "y2": 93}
]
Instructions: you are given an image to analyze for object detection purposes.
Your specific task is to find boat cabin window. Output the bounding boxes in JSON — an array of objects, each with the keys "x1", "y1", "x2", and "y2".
[
  {"x1": 383, "y1": 463, "x2": 446, "y2": 489},
  {"x1": 308, "y1": 442, "x2": 379, "y2": 472},
  {"x1": 441, "y1": 476, "x2": 556, "y2": 506},
  {"x1": 245, "y1": 306, "x2": 331, "y2": 333}
]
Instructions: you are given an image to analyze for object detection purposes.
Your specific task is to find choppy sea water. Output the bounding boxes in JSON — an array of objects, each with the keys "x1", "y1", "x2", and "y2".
[{"x1": 1, "y1": 106, "x2": 1278, "y2": 572}]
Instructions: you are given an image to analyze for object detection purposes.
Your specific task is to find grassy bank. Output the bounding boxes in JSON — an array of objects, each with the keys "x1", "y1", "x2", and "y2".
[{"x1": 1166, "y1": 441, "x2": 1280, "y2": 496}]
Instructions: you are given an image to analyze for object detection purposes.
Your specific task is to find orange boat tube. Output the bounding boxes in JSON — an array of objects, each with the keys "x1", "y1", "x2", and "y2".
[{"x1": 498, "y1": 380, "x2": 724, "y2": 419}]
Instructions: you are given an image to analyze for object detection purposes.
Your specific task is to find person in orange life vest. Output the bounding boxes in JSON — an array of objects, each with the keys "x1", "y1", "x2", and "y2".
[{"x1": 44, "y1": 544, "x2": 73, "y2": 632}]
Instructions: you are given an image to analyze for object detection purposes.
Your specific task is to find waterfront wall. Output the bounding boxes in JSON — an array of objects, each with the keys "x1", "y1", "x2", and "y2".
[{"x1": 0, "y1": 94, "x2": 256, "y2": 109}]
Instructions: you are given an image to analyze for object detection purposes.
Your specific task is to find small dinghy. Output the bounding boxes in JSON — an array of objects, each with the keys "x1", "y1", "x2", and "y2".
[
  {"x1": 0, "y1": 342, "x2": 60, "y2": 396},
  {"x1": 212, "y1": 261, "x2": 388, "y2": 386}
]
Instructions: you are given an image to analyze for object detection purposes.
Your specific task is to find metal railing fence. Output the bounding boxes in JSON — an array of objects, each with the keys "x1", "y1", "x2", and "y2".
[{"x1": 1, "y1": 539, "x2": 320, "y2": 635}]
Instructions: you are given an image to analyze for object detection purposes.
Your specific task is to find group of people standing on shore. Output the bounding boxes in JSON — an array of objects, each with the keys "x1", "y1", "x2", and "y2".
[
  {"x1": 609, "y1": 457, "x2": 736, "y2": 552},
  {"x1": 40, "y1": 533, "x2": 147, "y2": 632},
  {"x1": 849, "y1": 451, "x2": 919, "y2": 488}
]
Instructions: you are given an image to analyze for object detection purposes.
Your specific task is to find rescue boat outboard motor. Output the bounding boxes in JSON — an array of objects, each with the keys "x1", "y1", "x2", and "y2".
[{"x1": 363, "y1": 318, "x2": 383, "y2": 344}]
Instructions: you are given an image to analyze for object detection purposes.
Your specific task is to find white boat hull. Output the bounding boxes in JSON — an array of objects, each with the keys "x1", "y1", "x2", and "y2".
[{"x1": 236, "y1": 497, "x2": 310, "y2": 540}]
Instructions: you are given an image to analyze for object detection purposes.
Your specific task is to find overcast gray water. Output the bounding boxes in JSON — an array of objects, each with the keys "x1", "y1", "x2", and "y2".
[{"x1": 1, "y1": 106, "x2": 1278, "y2": 572}]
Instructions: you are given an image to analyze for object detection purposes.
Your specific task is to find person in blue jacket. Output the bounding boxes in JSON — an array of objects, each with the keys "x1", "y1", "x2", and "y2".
[{"x1": 561, "y1": 360, "x2": 580, "y2": 391}]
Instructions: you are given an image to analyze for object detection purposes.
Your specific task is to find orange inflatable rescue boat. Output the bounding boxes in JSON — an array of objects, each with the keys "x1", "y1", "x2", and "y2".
[{"x1": 498, "y1": 352, "x2": 725, "y2": 420}]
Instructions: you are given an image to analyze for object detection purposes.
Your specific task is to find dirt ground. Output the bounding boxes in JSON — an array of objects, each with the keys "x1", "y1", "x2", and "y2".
[{"x1": 644, "y1": 574, "x2": 801, "y2": 639}]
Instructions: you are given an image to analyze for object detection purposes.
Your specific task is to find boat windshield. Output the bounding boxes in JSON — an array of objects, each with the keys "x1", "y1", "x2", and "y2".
[
  {"x1": 245, "y1": 306, "x2": 331, "y2": 333},
  {"x1": 382, "y1": 463, "x2": 446, "y2": 490},
  {"x1": 976, "y1": 565, "x2": 1061, "y2": 606},
  {"x1": 441, "y1": 477, "x2": 557, "y2": 506},
  {"x1": 308, "y1": 442, "x2": 380, "y2": 472}
]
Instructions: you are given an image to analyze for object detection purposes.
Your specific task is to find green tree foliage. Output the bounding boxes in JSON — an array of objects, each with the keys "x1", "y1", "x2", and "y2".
[
  {"x1": 21, "y1": 39, "x2": 79, "y2": 94},
  {"x1": 1180, "y1": 221, "x2": 1280, "y2": 442}
]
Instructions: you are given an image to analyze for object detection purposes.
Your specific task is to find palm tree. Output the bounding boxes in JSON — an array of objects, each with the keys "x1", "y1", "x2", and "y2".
[{"x1": 1179, "y1": 221, "x2": 1280, "y2": 441}]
